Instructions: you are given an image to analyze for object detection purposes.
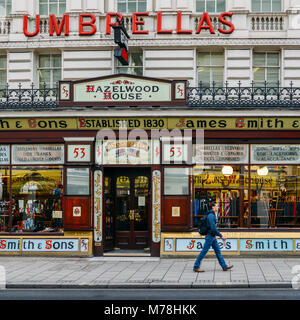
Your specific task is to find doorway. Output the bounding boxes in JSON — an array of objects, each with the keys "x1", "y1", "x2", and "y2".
[{"x1": 104, "y1": 168, "x2": 151, "y2": 251}]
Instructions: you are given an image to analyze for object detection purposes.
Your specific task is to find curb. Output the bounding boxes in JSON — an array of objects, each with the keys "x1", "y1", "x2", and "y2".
[{"x1": 5, "y1": 282, "x2": 292, "y2": 289}]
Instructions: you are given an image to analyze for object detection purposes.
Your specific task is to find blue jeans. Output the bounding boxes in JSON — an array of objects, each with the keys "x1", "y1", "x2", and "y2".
[{"x1": 194, "y1": 235, "x2": 227, "y2": 270}]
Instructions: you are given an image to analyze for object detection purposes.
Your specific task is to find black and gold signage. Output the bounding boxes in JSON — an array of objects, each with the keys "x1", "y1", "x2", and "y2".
[{"x1": 1, "y1": 117, "x2": 300, "y2": 131}]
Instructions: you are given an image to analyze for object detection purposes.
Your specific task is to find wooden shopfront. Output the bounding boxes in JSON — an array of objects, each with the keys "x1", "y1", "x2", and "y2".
[{"x1": 1, "y1": 74, "x2": 300, "y2": 257}]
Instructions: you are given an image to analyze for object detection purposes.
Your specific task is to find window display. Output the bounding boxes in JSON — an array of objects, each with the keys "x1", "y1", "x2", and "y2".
[
  {"x1": 11, "y1": 167, "x2": 63, "y2": 233},
  {"x1": 0, "y1": 167, "x2": 9, "y2": 232},
  {"x1": 249, "y1": 165, "x2": 300, "y2": 228},
  {"x1": 193, "y1": 165, "x2": 247, "y2": 228},
  {"x1": 192, "y1": 144, "x2": 300, "y2": 229}
]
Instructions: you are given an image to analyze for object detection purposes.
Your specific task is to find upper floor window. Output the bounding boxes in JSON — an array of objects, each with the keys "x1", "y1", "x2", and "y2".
[
  {"x1": 0, "y1": 0, "x2": 11, "y2": 16},
  {"x1": 253, "y1": 52, "x2": 280, "y2": 86},
  {"x1": 39, "y1": 0, "x2": 66, "y2": 16},
  {"x1": 116, "y1": 52, "x2": 143, "y2": 76},
  {"x1": 252, "y1": 0, "x2": 281, "y2": 12},
  {"x1": 0, "y1": 55, "x2": 7, "y2": 88},
  {"x1": 38, "y1": 54, "x2": 61, "y2": 89},
  {"x1": 197, "y1": 52, "x2": 224, "y2": 87},
  {"x1": 196, "y1": 0, "x2": 225, "y2": 12},
  {"x1": 117, "y1": 0, "x2": 147, "y2": 13}
]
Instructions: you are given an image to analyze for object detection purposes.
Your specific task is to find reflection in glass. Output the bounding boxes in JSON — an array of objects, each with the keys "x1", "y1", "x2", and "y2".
[
  {"x1": 66, "y1": 168, "x2": 89, "y2": 195},
  {"x1": 250, "y1": 166, "x2": 300, "y2": 228},
  {"x1": 164, "y1": 168, "x2": 189, "y2": 195},
  {"x1": 0, "y1": 167, "x2": 9, "y2": 232},
  {"x1": 193, "y1": 165, "x2": 247, "y2": 228},
  {"x1": 11, "y1": 167, "x2": 63, "y2": 233},
  {"x1": 134, "y1": 176, "x2": 148, "y2": 231},
  {"x1": 116, "y1": 176, "x2": 130, "y2": 231}
]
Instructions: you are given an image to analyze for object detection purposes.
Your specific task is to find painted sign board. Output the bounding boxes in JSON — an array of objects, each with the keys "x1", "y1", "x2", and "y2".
[
  {"x1": 74, "y1": 77, "x2": 172, "y2": 103},
  {"x1": 59, "y1": 75, "x2": 187, "y2": 107},
  {"x1": 22, "y1": 239, "x2": 79, "y2": 252},
  {"x1": 194, "y1": 144, "x2": 249, "y2": 164},
  {"x1": 240, "y1": 239, "x2": 293, "y2": 251},
  {"x1": 0, "y1": 238, "x2": 89, "y2": 252},
  {"x1": 68, "y1": 145, "x2": 91, "y2": 162},
  {"x1": 2, "y1": 117, "x2": 300, "y2": 131},
  {"x1": 102, "y1": 140, "x2": 152, "y2": 164},
  {"x1": 251, "y1": 145, "x2": 300, "y2": 164},
  {"x1": 164, "y1": 238, "x2": 297, "y2": 253},
  {"x1": 12, "y1": 144, "x2": 64, "y2": 164},
  {"x1": 175, "y1": 239, "x2": 238, "y2": 252}
]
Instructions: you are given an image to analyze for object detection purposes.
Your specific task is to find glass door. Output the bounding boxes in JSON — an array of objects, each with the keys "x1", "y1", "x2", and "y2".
[{"x1": 112, "y1": 168, "x2": 150, "y2": 250}]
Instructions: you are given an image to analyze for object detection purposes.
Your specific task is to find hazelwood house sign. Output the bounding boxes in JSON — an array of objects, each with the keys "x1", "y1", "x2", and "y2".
[
  {"x1": 59, "y1": 74, "x2": 187, "y2": 107},
  {"x1": 23, "y1": 12, "x2": 235, "y2": 37}
]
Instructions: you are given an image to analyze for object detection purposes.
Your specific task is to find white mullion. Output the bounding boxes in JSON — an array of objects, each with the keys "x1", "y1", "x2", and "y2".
[
  {"x1": 271, "y1": 0, "x2": 274, "y2": 12},
  {"x1": 265, "y1": 52, "x2": 267, "y2": 83},
  {"x1": 50, "y1": 54, "x2": 53, "y2": 88},
  {"x1": 209, "y1": 52, "x2": 212, "y2": 85}
]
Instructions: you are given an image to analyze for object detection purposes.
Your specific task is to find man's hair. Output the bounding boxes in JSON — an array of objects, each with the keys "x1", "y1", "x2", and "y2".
[{"x1": 208, "y1": 201, "x2": 217, "y2": 210}]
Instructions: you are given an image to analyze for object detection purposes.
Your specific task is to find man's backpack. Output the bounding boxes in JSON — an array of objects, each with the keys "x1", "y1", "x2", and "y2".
[{"x1": 198, "y1": 215, "x2": 209, "y2": 235}]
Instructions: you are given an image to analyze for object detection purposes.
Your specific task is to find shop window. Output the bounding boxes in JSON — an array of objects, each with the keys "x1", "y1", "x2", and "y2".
[
  {"x1": 0, "y1": 167, "x2": 9, "y2": 232},
  {"x1": 134, "y1": 176, "x2": 149, "y2": 231},
  {"x1": 164, "y1": 167, "x2": 189, "y2": 195},
  {"x1": 11, "y1": 167, "x2": 63, "y2": 233},
  {"x1": 193, "y1": 165, "x2": 248, "y2": 229},
  {"x1": 250, "y1": 144, "x2": 300, "y2": 228},
  {"x1": 38, "y1": 54, "x2": 62, "y2": 89},
  {"x1": 117, "y1": 0, "x2": 147, "y2": 13},
  {"x1": 253, "y1": 52, "x2": 280, "y2": 87},
  {"x1": 249, "y1": 165, "x2": 300, "y2": 228},
  {"x1": 196, "y1": 0, "x2": 226, "y2": 12},
  {"x1": 66, "y1": 168, "x2": 90, "y2": 195},
  {"x1": 116, "y1": 51, "x2": 143, "y2": 76},
  {"x1": 0, "y1": 55, "x2": 7, "y2": 89},
  {"x1": 39, "y1": 0, "x2": 66, "y2": 16},
  {"x1": 0, "y1": 0, "x2": 11, "y2": 16},
  {"x1": 197, "y1": 52, "x2": 224, "y2": 87},
  {"x1": 252, "y1": 0, "x2": 281, "y2": 12}
]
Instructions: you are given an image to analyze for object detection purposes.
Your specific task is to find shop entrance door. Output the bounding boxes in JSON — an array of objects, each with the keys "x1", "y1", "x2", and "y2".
[{"x1": 104, "y1": 168, "x2": 150, "y2": 250}]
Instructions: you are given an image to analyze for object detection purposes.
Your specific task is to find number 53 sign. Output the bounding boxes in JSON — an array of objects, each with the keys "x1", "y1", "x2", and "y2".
[
  {"x1": 163, "y1": 144, "x2": 188, "y2": 162},
  {"x1": 68, "y1": 145, "x2": 91, "y2": 162}
]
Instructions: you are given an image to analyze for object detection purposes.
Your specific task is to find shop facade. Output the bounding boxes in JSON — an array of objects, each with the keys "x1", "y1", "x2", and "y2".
[
  {"x1": 1, "y1": 0, "x2": 300, "y2": 256},
  {"x1": 0, "y1": 75, "x2": 299, "y2": 257}
]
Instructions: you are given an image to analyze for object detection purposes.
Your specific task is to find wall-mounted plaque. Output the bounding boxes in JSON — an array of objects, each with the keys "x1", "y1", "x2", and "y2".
[
  {"x1": 12, "y1": 144, "x2": 64, "y2": 164},
  {"x1": 102, "y1": 140, "x2": 152, "y2": 164},
  {"x1": 0, "y1": 145, "x2": 9, "y2": 164},
  {"x1": 251, "y1": 145, "x2": 300, "y2": 164},
  {"x1": 67, "y1": 145, "x2": 91, "y2": 162},
  {"x1": 194, "y1": 144, "x2": 249, "y2": 164},
  {"x1": 172, "y1": 207, "x2": 181, "y2": 217}
]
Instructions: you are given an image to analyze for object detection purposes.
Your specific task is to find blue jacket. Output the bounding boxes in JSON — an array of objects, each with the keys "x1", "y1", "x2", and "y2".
[{"x1": 205, "y1": 210, "x2": 223, "y2": 238}]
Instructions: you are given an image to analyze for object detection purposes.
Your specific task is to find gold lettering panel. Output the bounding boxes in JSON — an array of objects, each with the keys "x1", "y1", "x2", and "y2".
[
  {"x1": 152, "y1": 170, "x2": 161, "y2": 243},
  {"x1": 0, "y1": 117, "x2": 299, "y2": 131}
]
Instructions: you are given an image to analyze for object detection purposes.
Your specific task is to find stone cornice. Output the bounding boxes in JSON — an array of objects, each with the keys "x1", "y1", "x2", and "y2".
[{"x1": 1, "y1": 37, "x2": 300, "y2": 49}]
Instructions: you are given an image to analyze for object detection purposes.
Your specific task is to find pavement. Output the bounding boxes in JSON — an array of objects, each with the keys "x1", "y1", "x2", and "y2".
[{"x1": 0, "y1": 256, "x2": 299, "y2": 289}]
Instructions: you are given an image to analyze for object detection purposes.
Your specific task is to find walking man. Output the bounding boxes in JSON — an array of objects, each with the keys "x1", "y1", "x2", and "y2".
[{"x1": 193, "y1": 201, "x2": 233, "y2": 272}]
